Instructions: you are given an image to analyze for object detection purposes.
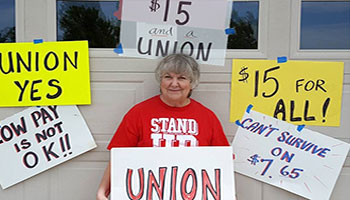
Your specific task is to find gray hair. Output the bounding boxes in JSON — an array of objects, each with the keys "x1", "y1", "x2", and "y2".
[{"x1": 155, "y1": 54, "x2": 200, "y2": 89}]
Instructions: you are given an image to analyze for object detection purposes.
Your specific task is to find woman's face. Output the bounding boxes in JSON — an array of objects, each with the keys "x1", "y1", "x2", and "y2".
[{"x1": 160, "y1": 72, "x2": 191, "y2": 106}]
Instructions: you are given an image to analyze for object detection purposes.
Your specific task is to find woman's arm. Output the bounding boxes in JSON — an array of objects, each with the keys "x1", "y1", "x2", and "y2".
[{"x1": 96, "y1": 162, "x2": 111, "y2": 200}]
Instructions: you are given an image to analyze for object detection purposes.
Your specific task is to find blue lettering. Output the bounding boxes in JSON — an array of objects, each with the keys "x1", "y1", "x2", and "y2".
[
  {"x1": 280, "y1": 151, "x2": 295, "y2": 163},
  {"x1": 277, "y1": 131, "x2": 289, "y2": 142},
  {"x1": 264, "y1": 126, "x2": 279, "y2": 137},
  {"x1": 285, "y1": 135, "x2": 296, "y2": 145},
  {"x1": 291, "y1": 138, "x2": 304, "y2": 148},
  {"x1": 311, "y1": 145, "x2": 324, "y2": 155},
  {"x1": 253, "y1": 124, "x2": 269, "y2": 135},
  {"x1": 305, "y1": 143, "x2": 315, "y2": 151},
  {"x1": 271, "y1": 147, "x2": 282, "y2": 157},
  {"x1": 300, "y1": 141, "x2": 313, "y2": 150},
  {"x1": 317, "y1": 148, "x2": 331, "y2": 158},
  {"x1": 241, "y1": 118, "x2": 253, "y2": 128},
  {"x1": 246, "y1": 122, "x2": 260, "y2": 132}
]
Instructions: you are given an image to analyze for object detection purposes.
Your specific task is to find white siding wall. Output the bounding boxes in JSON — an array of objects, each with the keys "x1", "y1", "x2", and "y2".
[{"x1": 0, "y1": 0, "x2": 349, "y2": 199}]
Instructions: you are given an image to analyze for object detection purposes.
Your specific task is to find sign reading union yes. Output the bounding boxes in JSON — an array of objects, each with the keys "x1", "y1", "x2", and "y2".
[
  {"x1": 230, "y1": 59, "x2": 344, "y2": 126},
  {"x1": 111, "y1": 147, "x2": 236, "y2": 200},
  {"x1": 232, "y1": 109, "x2": 350, "y2": 200},
  {"x1": 0, "y1": 106, "x2": 96, "y2": 189},
  {"x1": 120, "y1": 0, "x2": 231, "y2": 66},
  {"x1": 0, "y1": 41, "x2": 90, "y2": 107}
]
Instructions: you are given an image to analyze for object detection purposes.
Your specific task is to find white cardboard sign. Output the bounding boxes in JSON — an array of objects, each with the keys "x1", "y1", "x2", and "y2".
[
  {"x1": 120, "y1": 0, "x2": 231, "y2": 66},
  {"x1": 122, "y1": 0, "x2": 229, "y2": 30},
  {"x1": 232, "y1": 109, "x2": 350, "y2": 200},
  {"x1": 111, "y1": 147, "x2": 236, "y2": 200},
  {"x1": 0, "y1": 106, "x2": 96, "y2": 189}
]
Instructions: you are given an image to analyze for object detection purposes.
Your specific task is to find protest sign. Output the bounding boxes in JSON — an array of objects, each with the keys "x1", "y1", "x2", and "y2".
[
  {"x1": 111, "y1": 147, "x2": 235, "y2": 200},
  {"x1": 122, "y1": 0, "x2": 228, "y2": 30},
  {"x1": 232, "y1": 108, "x2": 350, "y2": 200},
  {"x1": 0, "y1": 41, "x2": 90, "y2": 107},
  {"x1": 230, "y1": 59, "x2": 344, "y2": 126},
  {"x1": 119, "y1": 0, "x2": 231, "y2": 66},
  {"x1": 0, "y1": 105, "x2": 96, "y2": 189}
]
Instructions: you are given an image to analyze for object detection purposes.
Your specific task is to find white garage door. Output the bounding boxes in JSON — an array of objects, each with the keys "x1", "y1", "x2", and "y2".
[{"x1": 0, "y1": 0, "x2": 349, "y2": 199}]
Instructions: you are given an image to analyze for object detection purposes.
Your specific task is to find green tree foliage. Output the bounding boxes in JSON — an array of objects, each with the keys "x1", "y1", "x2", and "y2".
[
  {"x1": 59, "y1": 4, "x2": 119, "y2": 48},
  {"x1": 227, "y1": 10, "x2": 258, "y2": 49},
  {"x1": 0, "y1": 27, "x2": 15, "y2": 43}
]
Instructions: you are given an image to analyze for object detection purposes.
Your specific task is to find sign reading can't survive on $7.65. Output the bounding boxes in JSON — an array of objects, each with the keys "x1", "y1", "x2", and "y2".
[
  {"x1": 232, "y1": 108, "x2": 349, "y2": 200},
  {"x1": 230, "y1": 59, "x2": 344, "y2": 126},
  {"x1": 0, "y1": 41, "x2": 90, "y2": 107}
]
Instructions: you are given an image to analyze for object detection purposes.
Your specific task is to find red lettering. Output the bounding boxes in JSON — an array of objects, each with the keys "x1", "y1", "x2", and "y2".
[
  {"x1": 124, "y1": 167, "x2": 223, "y2": 199},
  {"x1": 170, "y1": 167, "x2": 178, "y2": 200},
  {"x1": 181, "y1": 168, "x2": 197, "y2": 200},
  {"x1": 147, "y1": 167, "x2": 167, "y2": 200},
  {"x1": 202, "y1": 169, "x2": 221, "y2": 200},
  {"x1": 126, "y1": 168, "x2": 144, "y2": 200}
]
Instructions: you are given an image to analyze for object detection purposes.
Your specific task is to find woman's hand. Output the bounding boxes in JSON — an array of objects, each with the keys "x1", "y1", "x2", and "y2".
[
  {"x1": 96, "y1": 162, "x2": 111, "y2": 200},
  {"x1": 96, "y1": 189, "x2": 109, "y2": 200}
]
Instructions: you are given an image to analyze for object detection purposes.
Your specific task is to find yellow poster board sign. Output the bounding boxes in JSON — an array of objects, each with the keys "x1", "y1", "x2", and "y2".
[
  {"x1": 0, "y1": 41, "x2": 90, "y2": 107},
  {"x1": 230, "y1": 59, "x2": 344, "y2": 126}
]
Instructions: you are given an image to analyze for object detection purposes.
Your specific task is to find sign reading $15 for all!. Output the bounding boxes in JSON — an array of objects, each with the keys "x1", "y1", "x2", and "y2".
[{"x1": 230, "y1": 59, "x2": 344, "y2": 126}]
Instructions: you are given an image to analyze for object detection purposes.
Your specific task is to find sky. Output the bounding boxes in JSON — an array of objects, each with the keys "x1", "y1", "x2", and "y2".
[
  {"x1": 232, "y1": 1, "x2": 259, "y2": 20},
  {"x1": 56, "y1": 1, "x2": 119, "y2": 40},
  {"x1": 300, "y1": 1, "x2": 350, "y2": 49},
  {"x1": 232, "y1": 1, "x2": 259, "y2": 40},
  {"x1": 0, "y1": 0, "x2": 15, "y2": 31}
]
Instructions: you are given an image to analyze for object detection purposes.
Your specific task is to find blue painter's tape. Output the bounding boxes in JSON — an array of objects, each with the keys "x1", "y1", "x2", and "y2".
[
  {"x1": 114, "y1": 43, "x2": 123, "y2": 54},
  {"x1": 297, "y1": 124, "x2": 305, "y2": 132},
  {"x1": 225, "y1": 28, "x2": 236, "y2": 35},
  {"x1": 33, "y1": 39, "x2": 43, "y2": 44},
  {"x1": 235, "y1": 120, "x2": 243, "y2": 127},
  {"x1": 277, "y1": 56, "x2": 287, "y2": 63},
  {"x1": 246, "y1": 104, "x2": 253, "y2": 113}
]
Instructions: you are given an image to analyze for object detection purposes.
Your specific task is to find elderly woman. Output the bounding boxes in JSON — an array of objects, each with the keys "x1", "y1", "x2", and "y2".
[{"x1": 96, "y1": 54, "x2": 229, "y2": 200}]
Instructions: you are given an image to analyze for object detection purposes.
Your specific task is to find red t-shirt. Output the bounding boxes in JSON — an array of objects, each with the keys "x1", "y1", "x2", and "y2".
[{"x1": 107, "y1": 95, "x2": 229, "y2": 149}]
